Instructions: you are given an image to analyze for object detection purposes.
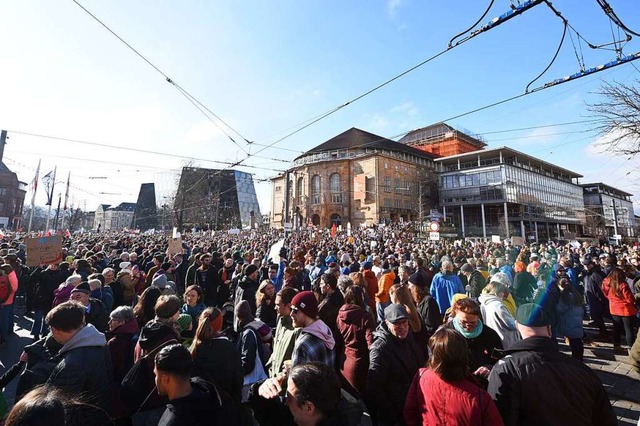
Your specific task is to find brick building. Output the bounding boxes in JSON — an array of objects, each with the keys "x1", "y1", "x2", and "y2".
[
  {"x1": 0, "y1": 131, "x2": 27, "y2": 230},
  {"x1": 399, "y1": 122, "x2": 486, "y2": 157},
  {"x1": 271, "y1": 128, "x2": 437, "y2": 229}
]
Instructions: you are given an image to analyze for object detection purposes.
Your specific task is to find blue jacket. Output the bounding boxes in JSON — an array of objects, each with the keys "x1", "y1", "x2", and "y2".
[
  {"x1": 430, "y1": 272, "x2": 465, "y2": 314},
  {"x1": 499, "y1": 265, "x2": 514, "y2": 285},
  {"x1": 555, "y1": 293, "x2": 584, "y2": 339}
]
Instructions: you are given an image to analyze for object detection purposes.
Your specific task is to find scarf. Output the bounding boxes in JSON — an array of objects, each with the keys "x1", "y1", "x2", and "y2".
[{"x1": 453, "y1": 317, "x2": 483, "y2": 339}]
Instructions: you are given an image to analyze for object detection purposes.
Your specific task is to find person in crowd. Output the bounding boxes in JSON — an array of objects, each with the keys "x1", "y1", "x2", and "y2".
[
  {"x1": 317, "y1": 273, "x2": 343, "y2": 339},
  {"x1": 45, "y1": 301, "x2": 112, "y2": 414},
  {"x1": 442, "y1": 297, "x2": 503, "y2": 384},
  {"x1": 408, "y1": 271, "x2": 441, "y2": 337},
  {"x1": 190, "y1": 307, "x2": 244, "y2": 404},
  {"x1": 389, "y1": 283, "x2": 429, "y2": 362},
  {"x1": 404, "y1": 328, "x2": 504, "y2": 426},
  {"x1": 430, "y1": 260, "x2": 465, "y2": 315},
  {"x1": 488, "y1": 303, "x2": 617, "y2": 425},
  {"x1": 256, "y1": 280, "x2": 277, "y2": 330},
  {"x1": 582, "y1": 257, "x2": 607, "y2": 340},
  {"x1": 133, "y1": 286, "x2": 162, "y2": 329},
  {"x1": 181, "y1": 285, "x2": 206, "y2": 328},
  {"x1": 154, "y1": 343, "x2": 239, "y2": 425},
  {"x1": 69, "y1": 282, "x2": 109, "y2": 333},
  {"x1": 234, "y1": 264, "x2": 260, "y2": 321},
  {"x1": 361, "y1": 261, "x2": 378, "y2": 317},
  {"x1": 52, "y1": 274, "x2": 82, "y2": 307},
  {"x1": 268, "y1": 287, "x2": 300, "y2": 378},
  {"x1": 460, "y1": 262, "x2": 486, "y2": 299},
  {"x1": 374, "y1": 262, "x2": 395, "y2": 323},
  {"x1": 337, "y1": 285, "x2": 375, "y2": 396},
  {"x1": 602, "y1": 267, "x2": 637, "y2": 354},
  {"x1": 115, "y1": 264, "x2": 137, "y2": 308},
  {"x1": 256, "y1": 362, "x2": 372, "y2": 426},
  {"x1": 290, "y1": 290, "x2": 335, "y2": 367},
  {"x1": 555, "y1": 277, "x2": 585, "y2": 361},
  {"x1": 30, "y1": 262, "x2": 62, "y2": 340},
  {"x1": 96, "y1": 269, "x2": 115, "y2": 312},
  {"x1": 511, "y1": 261, "x2": 537, "y2": 306},
  {"x1": 367, "y1": 303, "x2": 422, "y2": 426},
  {"x1": 133, "y1": 294, "x2": 182, "y2": 424},
  {"x1": 479, "y1": 281, "x2": 520, "y2": 350}
]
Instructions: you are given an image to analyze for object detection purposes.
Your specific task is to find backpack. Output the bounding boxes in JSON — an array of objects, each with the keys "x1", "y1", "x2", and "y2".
[
  {"x1": 120, "y1": 339, "x2": 177, "y2": 412},
  {"x1": 0, "y1": 274, "x2": 11, "y2": 304}
]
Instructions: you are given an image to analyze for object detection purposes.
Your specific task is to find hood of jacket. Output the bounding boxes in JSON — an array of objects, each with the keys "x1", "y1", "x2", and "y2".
[
  {"x1": 239, "y1": 275, "x2": 258, "y2": 289},
  {"x1": 59, "y1": 324, "x2": 106, "y2": 354},
  {"x1": 303, "y1": 319, "x2": 335, "y2": 350},
  {"x1": 113, "y1": 317, "x2": 140, "y2": 335},
  {"x1": 244, "y1": 319, "x2": 273, "y2": 341},
  {"x1": 138, "y1": 320, "x2": 180, "y2": 351},
  {"x1": 338, "y1": 304, "x2": 367, "y2": 325},
  {"x1": 478, "y1": 293, "x2": 503, "y2": 306}
]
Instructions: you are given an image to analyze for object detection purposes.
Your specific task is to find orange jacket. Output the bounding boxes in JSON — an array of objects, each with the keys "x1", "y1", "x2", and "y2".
[
  {"x1": 363, "y1": 270, "x2": 378, "y2": 312},
  {"x1": 375, "y1": 271, "x2": 396, "y2": 304},
  {"x1": 603, "y1": 277, "x2": 638, "y2": 317}
]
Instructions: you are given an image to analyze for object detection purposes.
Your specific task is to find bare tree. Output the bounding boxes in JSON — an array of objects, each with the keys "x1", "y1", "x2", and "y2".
[{"x1": 589, "y1": 79, "x2": 640, "y2": 155}]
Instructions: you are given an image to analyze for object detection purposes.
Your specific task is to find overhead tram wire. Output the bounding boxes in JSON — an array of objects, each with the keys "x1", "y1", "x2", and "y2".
[
  {"x1": 71, "y1": 0, "x2": 252, "y2": 155},
  {"x1": 229, "y1": 0, "x2": 546, "y2": 168}
]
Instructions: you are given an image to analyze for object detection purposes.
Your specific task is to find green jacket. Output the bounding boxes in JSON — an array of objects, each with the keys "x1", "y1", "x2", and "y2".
[{"x1": 267, "y1": 315, "x2": 301, "y2": 378}]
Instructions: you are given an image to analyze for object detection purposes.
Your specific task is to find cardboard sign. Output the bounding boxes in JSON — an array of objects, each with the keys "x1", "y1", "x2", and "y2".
[
  {"x1": 511, "y1": 236, "x2": 524, "y2": 246},
  {"x1": 168, "y1": 237, "x2": 183, "y2": 255},
  {"x1": 491, "y1": 235, "x2": 501, "y2": 243},
  {"x1": 26, "y1": 236, "x2": 63, "y2": 267}
]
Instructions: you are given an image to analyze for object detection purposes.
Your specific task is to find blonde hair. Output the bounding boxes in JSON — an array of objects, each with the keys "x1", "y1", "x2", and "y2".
[
  {"x1": 482, "y1": 281, "x2": 506, "y2": 296},
  {"x1": 389, "y1": 284, "x2": 422, "y2": 332}
]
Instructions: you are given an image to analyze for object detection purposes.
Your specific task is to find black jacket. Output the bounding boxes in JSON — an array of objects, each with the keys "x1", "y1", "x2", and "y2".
[
  {"x1": 487, "y1": 336, "x2": 617, "y2": 426},
  {"x1": 367, "y1": 322, "x2": 422, "y2": 425},
  {"x1": 31, "y1": 268, "x2": 63, "y2": 311},
  {"x1": 584, "y1": 266, "x2": 608, "y2": 315},
  {"x1": 467, "y1": 270, "x2": 487, "y2": 298},
  {"x1": 442, "y1": 321, "x2": 503, "y2": 372},
  {"x1": 192, "y1": 337, "x2": 244, "y2": 403},
  {"x1": 86, "y1": 298, "x2": 109, "y2": 333},
  {"x1": 234, "y1": 276, "x2": 259, "y2": 316},
  {"x1": 158, "y1": 377, "x2": 240, "y2": 426},
  {"x1": 416, "y1": 294, "x2": 441, "y2": 337}
]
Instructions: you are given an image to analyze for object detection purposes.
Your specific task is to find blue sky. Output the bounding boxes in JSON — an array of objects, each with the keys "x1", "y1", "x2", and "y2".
[{"x1": 1, "y1": 0, "x2": 639, "y2": 215}]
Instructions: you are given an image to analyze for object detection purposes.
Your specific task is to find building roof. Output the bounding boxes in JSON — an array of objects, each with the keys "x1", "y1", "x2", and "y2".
[
  {"x1": 109, "y1": 202, "x2": 137, "y2": 212},
  {"x1": 399, "y1": 122, "x2": 486, "y2": 148},
  {"x1": 434, "y1": 146, "x2": 583, "y2": 179},
  {"x1": 581, "y1": 182, "x2": 633, "y2": 197},
  {"x1": 296, "y1": 127, "x2": 437, "y2": 161}
]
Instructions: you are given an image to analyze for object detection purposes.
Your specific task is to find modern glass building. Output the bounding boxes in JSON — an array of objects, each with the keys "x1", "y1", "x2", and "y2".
[
  {"x1": 435, "y1": 147, "x2": 585, "y2": 241},
  {"x1": 582, "y1": 182, "x2": 635, "y2": 239}
]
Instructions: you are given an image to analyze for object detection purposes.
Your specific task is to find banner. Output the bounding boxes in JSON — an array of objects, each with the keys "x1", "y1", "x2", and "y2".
[
  {"x1": 268, "y1": 239, "x2": 285, "y2": 264},
  {"x1": 25, "y1": 235, "x2": 63, "y2": 267}
]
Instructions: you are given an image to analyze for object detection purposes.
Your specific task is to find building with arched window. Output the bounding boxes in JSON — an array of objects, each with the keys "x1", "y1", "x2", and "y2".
[{"x1": 270, "y1": 127, "x2": 437, "y2": 228}]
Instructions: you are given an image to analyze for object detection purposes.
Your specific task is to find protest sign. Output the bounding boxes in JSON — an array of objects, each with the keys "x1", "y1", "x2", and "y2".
[
  {"x1": 26, "y1": 235, "x2": 63, "y2": 267},
  {"x1": 168, "y1": 237, "x2": 183, "y2": 255}
]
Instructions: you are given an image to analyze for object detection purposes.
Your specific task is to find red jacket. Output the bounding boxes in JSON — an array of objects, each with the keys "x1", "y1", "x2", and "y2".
[
  {"x1": 602, "y1": 278, "x2": 638, "y2": 317},
  {"x1": 404, "y1": 368, "x2": 504, "y2": 426},
  {"x1": 362, "y1": 270, "x2": 378, "y2": 313}
]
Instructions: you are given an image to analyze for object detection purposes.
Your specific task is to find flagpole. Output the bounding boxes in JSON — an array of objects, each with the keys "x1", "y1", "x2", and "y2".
[
  {"x1": 27, "y1": 159, "x2": 41, "y2": 233},
  {"x1": 45, "y1": 166, "x2": 57, "y2": 232},
  {"x1": 60, "y1": 172, "x2": 70, "y2": 230}
]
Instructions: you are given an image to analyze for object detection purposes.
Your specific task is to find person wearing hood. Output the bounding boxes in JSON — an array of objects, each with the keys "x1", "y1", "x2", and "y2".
[
  {"x1": 45, "y1": 301, "x2": 113, "y2": 415},
  {"x1": 430, "y1": 260, "x2": 465, "y2": 315},
  {"x1": 479, "y1": 281, "x2": 521, "y2": 350},
  {"x1": 155, "y1": 343, "x2": 240, "y2": 426},
  {"x1": 234, "y1": 264, "x2": 260, "y2": 323},
  {"x1": 132, "y1": 294, "x2": 182, "y2": 424},
  {"x1": 367, "y1": 303, "x2": 422, "y2": 426},
  {"x1": 337, "y1": 285, "x2": 375, "y2": 397},
  {"x1": 290, "y1": 291, "x2": 336, "y2": 368},
  {"x1": 107, "y1": 305, "x2": 140, "y2": 422},
  {"x1": 69, "y1": 282, "x2": 109, "y2": 333}
]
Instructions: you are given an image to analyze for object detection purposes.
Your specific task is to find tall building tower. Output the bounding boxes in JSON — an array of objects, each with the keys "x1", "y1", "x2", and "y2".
[{"x1": 132, "y1": 183, "x2": 157, "y2": 230}]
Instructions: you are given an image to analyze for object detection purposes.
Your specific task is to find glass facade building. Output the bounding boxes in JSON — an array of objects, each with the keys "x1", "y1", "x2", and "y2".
[
  {"x1": 583, "y1": 183, "x2": 635, "y2": 239},
  {"x1": 234, "y1": 170, "x2": 262, "y2": 229},
  {"x1": 435, "y1": 147, "x2": 585, "y2": 240}
]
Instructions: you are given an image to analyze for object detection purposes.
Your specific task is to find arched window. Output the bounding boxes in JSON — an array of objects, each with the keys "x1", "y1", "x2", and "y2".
[
  {"x1": 297, "y1": 177, "x2": 304, "y2": 202},
  {"x1": 330, "y1": 213, "x2": 342, "y2": 226},
  {"x1": 330, "y1": 173, "x2": 342, "y2": 203},
  {"x1": 311, "y1": 175, "x2": 321, "y2": 204}
]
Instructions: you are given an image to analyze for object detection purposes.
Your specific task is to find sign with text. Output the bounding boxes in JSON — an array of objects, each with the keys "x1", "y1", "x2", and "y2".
[
  {"x1": 26, "y1": 235, "x2": 63, "y2": 267},
  {"x1": 491, "y1": 235, "x2": 501, "y2": 243},
  {"x1": 511, "y1": 236, "x2": 524, "y2": 246},
  {"x1": 429, "y1": 232, "x2": 440, "y2": 241}
]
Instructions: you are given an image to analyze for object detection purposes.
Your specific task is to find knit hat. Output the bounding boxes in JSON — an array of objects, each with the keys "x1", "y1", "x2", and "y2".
[
  {"x1": 291, "y1": 291, "x2": 318, "y2": 319},
  {"x1": 244, "y1": 264, "x2": 258, "y2": 277},
  {"x1": 408, "y1": 272, "x2": 427, "y2": 289},
  {"x1": 176, "y1": 313, "x2": 192, "y2": 331},
  {"x1": 516, "y1": 303, "x2": 549, "y2": 327},
  {"x1": 71, "y1": 282, "x2": 91, "y2": 295},
  {"x1": 362, "y1": 261, "x2": 373, "y2": 270},
  {"x1": 152, "y1": 274, "x2": 168, "y2": 288}
]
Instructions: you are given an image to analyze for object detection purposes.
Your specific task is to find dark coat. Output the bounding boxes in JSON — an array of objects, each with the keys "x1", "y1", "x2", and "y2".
[
  {"x1": 32, "y1": 268, "x2": 62, "y2": 311},
  {"x1": 512, "y1": 271, "x2": 537, "y2": 306},
  {"x1": 86, "y1": 298, "x2": 109, "y2": 333},
  {"x1": 192, "y1": 336, "x2": 244, "y2": 403},
  {"x1": 467, "y1": 270, "x2": 487, "y2": 298},
  {"x1": 234, "y1": 275, "x2": 259, "y2": 316},
  {"x1": 367, "y1": 321, "x2": 423, "y2": 426},
  {"x1": 107, "y1": 317, "x2": 140, "y2": 382},
  {"x1": 487, "y1": 337, "x2": 617, "y2": 426},
  {"x1": 584, "y1": 266, "x2": 608, "y2": 316},
  {"x1": 158, "y1": 377, "x2": 240, "y2": 426},
  {"x1": 337, "y1": 304, "x2": 375, "y2": 396},
  {"x1": 256, "y1": 299, "x2": 277, "y2": 329},
  {"x1": 443, "y1": 321, "x2": 503, "y2": 373},
  {"x1": 416, "y1": 294, "x2": 442, "y2": 337}
]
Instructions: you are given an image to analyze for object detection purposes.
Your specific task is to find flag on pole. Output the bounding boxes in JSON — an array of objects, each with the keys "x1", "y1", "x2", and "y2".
[
  {"x1": 30, "y1": 161, "x2": 40, "y2": 206},
  {"x1": 63, "y1": 172, "x2": 70, "y2": 211},
  {"x1": 43, "y1": 169, "x2": 56, "y2": 206},
  {"x1": 331, "y1": 223, "x2": 337, "y2": 238}
]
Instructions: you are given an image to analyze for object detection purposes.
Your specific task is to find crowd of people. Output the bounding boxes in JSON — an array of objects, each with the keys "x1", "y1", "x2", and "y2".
[{"x1": 0, "y1": 221, "x2": 636, "y2": 425}]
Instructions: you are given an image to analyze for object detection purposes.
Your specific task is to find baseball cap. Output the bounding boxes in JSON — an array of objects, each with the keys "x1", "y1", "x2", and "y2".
[{"x1": 384, "y1": 303, "x2": 409, "y2": 323}]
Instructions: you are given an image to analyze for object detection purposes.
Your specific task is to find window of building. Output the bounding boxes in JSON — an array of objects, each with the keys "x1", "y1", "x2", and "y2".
[
  {"x1": 296, "y1": 177, "x2": 304, "y2": 202},
  {"x1": 384, "y1": 177, "x2": 391, "y2": 193},
  {"x1": 0, "y1": 188, "x2": 6, "y2": 196},
  {"x1": 311, "y1": 175, "x2": 321, "y2": 204},
  {"x1": 394, "y1": 178, "x2": 401, "y2": 194},
  {"x1": 276, "y1": 186, "x2": 281, "y2": 192},
  {"x1": 330, "y1": 173, "x2": 342, "y2": 203}
]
